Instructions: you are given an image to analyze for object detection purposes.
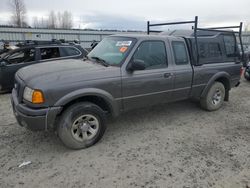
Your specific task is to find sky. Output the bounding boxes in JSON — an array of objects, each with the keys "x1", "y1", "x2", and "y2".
[{"x1": 0, "y1": 0, "x2": 249, "y2": 30}]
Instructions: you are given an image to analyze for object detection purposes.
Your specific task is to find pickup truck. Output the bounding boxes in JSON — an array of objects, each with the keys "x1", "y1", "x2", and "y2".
[{"x1": 11, "y1": 18, "x2": 242, "y2": 149}]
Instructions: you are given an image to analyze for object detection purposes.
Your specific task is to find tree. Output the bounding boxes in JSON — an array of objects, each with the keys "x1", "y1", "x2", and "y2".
[
  {"x1": 9, "y1": 0, "x2": 27, "y2": 27},
  {"x1": 57, "y1": 12, "x2": 62, "y2": 28},
  {"x1": 32, "y1": 16, "x2": 39, "y2": 28},
  {"x1": 58, "y1": 11, "x2": 73, "y2": 29},
  {"x1": 32, "y1": 10, "x2": 73, "y2": 29},
  {"x1": 32, "y1": 16, "x2": 48, "y2": 28},
  {"x1": 48, "y1": 11, "x2": 57, "y2": 29}
]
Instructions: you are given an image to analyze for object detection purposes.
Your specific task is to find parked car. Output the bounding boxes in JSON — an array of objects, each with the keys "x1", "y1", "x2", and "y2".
[
  {"x1": 11, "y1": 17, "x2": 242, "y2": 149},
  {"x1": 0, "y1": 41, "x2": 88, "y2": 93}
]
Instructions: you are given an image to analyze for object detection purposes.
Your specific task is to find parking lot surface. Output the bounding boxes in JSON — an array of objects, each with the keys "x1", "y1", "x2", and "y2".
[{"x1": 0, "y1": 81, "x2": 250, "y2": 188}]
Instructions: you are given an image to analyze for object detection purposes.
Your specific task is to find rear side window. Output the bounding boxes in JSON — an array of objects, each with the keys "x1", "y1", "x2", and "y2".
[
  {"x1": 172, "y1": 41, "x2": 189, "y2": 65},
  {"x1": 223, "y1": 35, "x2": 237, "y2": 57},
  {"x1": 6, "y1": 48, "x2": 35, "y2": 64},
  {"x1": 60, "y1": 47, "x2": 81, "y2": 57},
  {"x1": 40, "y1": 47, "x2": 60, "y2": 60},
  {"x1": 133, "y1": 41, "x2": 167, "y2": 70}
]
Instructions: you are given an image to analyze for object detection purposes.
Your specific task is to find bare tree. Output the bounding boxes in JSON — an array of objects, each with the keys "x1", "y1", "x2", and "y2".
[
  {"x1": 32, "y1": 16, "x2": 48, "y2": 28},
  {"x1": 32, "y1": 10, "x2": 73, "y2": 29},
  {"x1": 40, "y1": 17, "x2": 48, "y2": 28},
  {"x1": 57, "y1": 12, "x2": 62, "y2": 28},
  {"x1": 63, "y1": 11, "x2": 73, "y2": 29},
  {"x1": 48, "y1": 11, "x2": 57, "y2": 29},
  {"x1": 9, "y1": 0, "x2": 27, "y2": 27},
  {"x1": 57, "y1": 11, "x2": 73, "y2": 29},
  {"x1": 32, "y1": 16, "x2": 39, "y2": 28}
]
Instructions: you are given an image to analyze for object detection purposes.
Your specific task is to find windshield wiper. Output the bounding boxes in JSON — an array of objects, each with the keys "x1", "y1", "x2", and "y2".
[{"x1": 90, "y1": 56, "x2": 110, "y2": 67}]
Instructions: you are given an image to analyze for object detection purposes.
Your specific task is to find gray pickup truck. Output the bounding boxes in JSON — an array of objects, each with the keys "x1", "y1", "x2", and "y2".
[{"x1": 11, "y1": 17, "x2": 243, "y2": 149}]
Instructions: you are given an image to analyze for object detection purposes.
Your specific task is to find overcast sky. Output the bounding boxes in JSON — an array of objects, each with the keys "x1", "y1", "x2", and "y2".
[{"x1": 0, "y1": 0, "x2": 249, "y2": 30}]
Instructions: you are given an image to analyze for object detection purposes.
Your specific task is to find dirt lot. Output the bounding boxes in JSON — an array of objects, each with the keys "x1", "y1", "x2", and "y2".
[{"x1": 0, "y1": 80, "x2": 250, "y2": 188}]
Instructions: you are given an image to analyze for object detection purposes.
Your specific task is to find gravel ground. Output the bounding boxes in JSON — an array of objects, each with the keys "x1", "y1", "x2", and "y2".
[{"x1": 0, "y1": 80, "x2": 250, "y2": 188}]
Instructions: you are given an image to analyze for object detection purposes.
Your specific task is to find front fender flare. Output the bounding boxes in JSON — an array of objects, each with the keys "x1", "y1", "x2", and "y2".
[{"x1": 54, "y1": 88, "x2": 119, "y2": 117}]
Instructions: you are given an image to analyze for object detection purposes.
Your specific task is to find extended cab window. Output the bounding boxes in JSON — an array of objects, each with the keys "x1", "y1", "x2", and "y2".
[
  {"x1": 60, "y1": 47, "x2": 81, "y2": 57},
  {"x1": 223, "y1": 35, "x2": 237, "y2": 57},
  {"x1": 6, "y1": 48, "x2": 35, "y2": 64},
  {"x1": 40, "y1": 47, "x2": 60, "y2": 60},
  {"x1": 133, "y1": 41, "x2": 167, "y2": 70},
  {"x1": 172, "y1": 41, "x2": 189, "y2": 65}
]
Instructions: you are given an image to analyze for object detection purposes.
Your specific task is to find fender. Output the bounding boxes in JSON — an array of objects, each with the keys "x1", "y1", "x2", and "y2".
[
  {"x1": 54, "y1": 88, "x2": 120, "y2": 117},
  {"x1": 200, "y1": 72, "x2": 231, "y2": 100}
]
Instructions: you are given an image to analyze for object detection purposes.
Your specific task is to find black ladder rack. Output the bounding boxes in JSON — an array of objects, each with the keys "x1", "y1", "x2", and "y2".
[{"x1": 147, "y1": 16, "x2": 244, "y2": 63}]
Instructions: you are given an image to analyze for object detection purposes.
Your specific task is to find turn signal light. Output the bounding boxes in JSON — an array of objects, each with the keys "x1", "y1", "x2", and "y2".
[{"x1": 32, "y1": 90, "x2": 44, "y2": 104}]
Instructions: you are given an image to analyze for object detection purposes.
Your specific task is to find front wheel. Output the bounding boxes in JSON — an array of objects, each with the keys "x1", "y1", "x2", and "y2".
[
  {"x1": 200, "y1": 82, "x2": 225, "y2": 111},
  {"x1": 244, "y1": 69, "x2": 250, "y2": 81},
  {"x1": 57, "y1": 102, "x2": 106, "y2": 149}
]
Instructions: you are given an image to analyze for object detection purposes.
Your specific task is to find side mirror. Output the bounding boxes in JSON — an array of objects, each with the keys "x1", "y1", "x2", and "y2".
[{"x1": 127, "y1": 59, "x2": 146, "y2": 71}]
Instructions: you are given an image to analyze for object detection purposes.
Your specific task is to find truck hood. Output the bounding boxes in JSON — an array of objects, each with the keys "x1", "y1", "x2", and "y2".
[{"x1": 16, "y1": 59, "x2": 121, "y2": 88}]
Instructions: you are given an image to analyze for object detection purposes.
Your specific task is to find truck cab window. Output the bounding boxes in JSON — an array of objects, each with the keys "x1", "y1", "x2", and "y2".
[
  {"x1": 172, "y1": 41, "x2": 189, "y2": 65},
  {"x1": 40, "y1": 47, "x2": 60, "y2": 60},
  {"x1": 6, "y1": 49, "x2": 35, "y2": 64},
  {"x1": 133, "y1": 41, "x2": 167, "y2": 70}
]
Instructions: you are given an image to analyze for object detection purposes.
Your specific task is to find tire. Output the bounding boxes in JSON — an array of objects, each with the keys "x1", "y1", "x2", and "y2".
[
  {"x1": 57, "y1": 102, "x2": 106, "y2": 149},
  {"x1": 200, "y1": 82, "x2": 225, "y2": 111},
  {"x1": 244, "y1": 69, "x2": 250, "y2": 81}
]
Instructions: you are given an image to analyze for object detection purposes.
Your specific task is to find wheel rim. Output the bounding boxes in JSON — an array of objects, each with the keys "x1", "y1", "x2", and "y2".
[
  {"x1": 212, "y1": 89, "x2": 222, "y2": 106},
  {"x1": 71, "y1": 114, "x2": 99, "y2": 142}
]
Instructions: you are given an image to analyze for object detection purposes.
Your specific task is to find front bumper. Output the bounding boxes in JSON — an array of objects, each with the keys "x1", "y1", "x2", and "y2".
[{"x1": 11, "y1": 89, "x2": 62, "y2": 131}]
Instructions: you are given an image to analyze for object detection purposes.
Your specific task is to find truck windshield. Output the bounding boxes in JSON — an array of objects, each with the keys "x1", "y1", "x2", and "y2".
[{"x1": 87, "y1": 37, "x2": 136, "y2": 66}]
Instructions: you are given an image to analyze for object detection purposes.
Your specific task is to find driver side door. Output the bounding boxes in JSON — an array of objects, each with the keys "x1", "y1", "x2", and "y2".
[{"x1": 121, "y1": 40, "x2": 174, "y2": 111}]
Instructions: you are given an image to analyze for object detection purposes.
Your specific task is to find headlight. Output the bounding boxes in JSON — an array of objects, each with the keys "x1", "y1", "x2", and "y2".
[{"x1": 23, "y1": 87, "x2": 44, "y2": 104}]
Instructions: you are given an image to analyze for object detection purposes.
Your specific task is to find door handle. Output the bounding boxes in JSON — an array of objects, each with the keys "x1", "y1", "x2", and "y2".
[{"x1": 164, "y1": 73, "x2": 173, "y2": 78}]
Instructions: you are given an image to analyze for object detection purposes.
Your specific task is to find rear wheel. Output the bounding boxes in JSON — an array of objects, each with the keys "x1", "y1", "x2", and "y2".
[
  {"x1": 200, "y1": 82, "x2": 225, "y2": 111},
  {"x1": 57, "y1": 102, "x2": 106, "y2": 149}
]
